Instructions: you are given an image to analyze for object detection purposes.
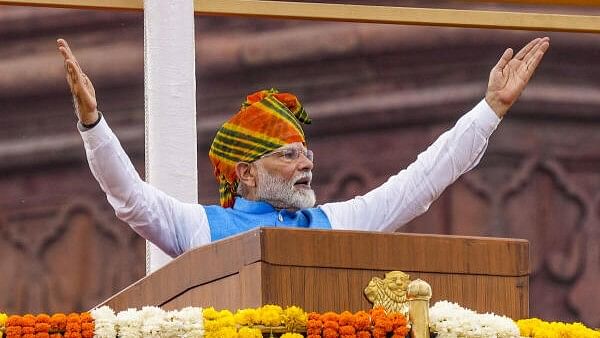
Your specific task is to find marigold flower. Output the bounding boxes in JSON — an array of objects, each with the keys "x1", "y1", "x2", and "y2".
[
  {"x1": 321, "y1": 312, "x2": 339, "y2": 323},
  {"x1": 204, "y1": 307, "x2": 221, "y2": 320},
  {"x1": 353, "y1": 312, "x2": 370, "y2": 331},
  {"x1": 308, "y1": 334, "x2": 322, "y2": 338},
  {"x1": 50, "y1": 313, "x2": 67, "y2": 331},
  {"x1": 235, "y1": 308, "x2": 260, "y2": 326},
  {"x1": 6, "y1": 325, "x2": 23, "y2": 338},
  {"x1": 323, "y1": 327, "x2": 339, "y2": 338},
  {"x1": 323, "y1": 320, "x2": 339, "y2": 330},
  {"x1": 0, "y1": 312, "x2": 8, "y2": 327},
  {"x1": 340, "y1": 325, "x2": 356, "y2": 335},
  {"x1": 281, "y1": 333, "x2": 304, "y2": 338},
  {"x1": 372, "y1": 327, "x2": 387, "y2": 338},
  {"x1": 284, "y1": 306, "x2": 307, "y2": 332},
  {"x1": 308, "y1": 312, "x2": 321, "y2": 321},
  {"x1": 238, "y1": 326, "x2": 262, "y2": 338},
  {"x1": 259, "y1": 305, "x2": 283, "y2": 327},
  {"x1": 356, "y1": 330, "x2": 371, "y2": 338},
  {"x1": 35, "y1": 322, "x2": 51, "y2": 333}
]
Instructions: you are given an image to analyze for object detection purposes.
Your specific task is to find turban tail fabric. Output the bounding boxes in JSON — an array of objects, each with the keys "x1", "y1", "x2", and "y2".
[{"x1": 209, "y1": 89, "x2": 312, "y2": 208}]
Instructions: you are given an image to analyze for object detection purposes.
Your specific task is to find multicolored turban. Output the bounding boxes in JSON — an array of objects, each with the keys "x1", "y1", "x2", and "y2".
[{"x1": 209, "y1": 88, "x2": 312, "y2": 208}]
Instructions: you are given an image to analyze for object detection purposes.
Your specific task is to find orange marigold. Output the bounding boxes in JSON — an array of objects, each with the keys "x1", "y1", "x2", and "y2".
[
  {"x1": 35, "y1": 333, "x2": 50, "y2": 338},
  {"x1": 308, "y1": 312, "x2": 321, "y2": 321},
  {"x1": 321, "y1": 312, "x2": 339, "y2": 323},
  {"x1": 308, "y1": 335, "x2": 322, "y2": 338},
  {"x1": 357, "y1": 330, "x2": 371, "y2": 338},
  {"x1": 35, "y1": 323, "x2": 51, "y2": 332},
  {"x1": 370, "y1": 307, "x2": 386, "y2": 319},
  {"x1": 6, "y1": 326, "x2": 23, "y2": 338},
  {"x1": 339, "y1": 311, "x2": 354, "y2": 326},
  {"x1": 323, "y1": 327, "x2": 339, "y2": 338},
  {"x1": 353, "y1": 312, "x2": 370, "y2": 331},
  {"x1": 392, "y1": 326, "x2": 409, "y2": 338},
  {"x1": 324, "y1": 320, "x2": 340, "y2": 330},
  {"x1": 372, "y1": 327, "x2": 387, "y2": 338},
  {"x1": 36, "y1": 314, "x2": 51, "y2": 323},
  {"x1": 80, "y1": 312, "x2": 93, "y2": 323},
  {"x1": 308, "y1": 319, "x2": 324, "y2": 336},
  {"x1": 50, "y1": 313, "x2": 67, "y2": 331},
  {"x1": 340, "y1": 326, "x2": 356, "y2": 335},
  {"x1": 374, "y1": 317, "x2": 393, "y2": 332}
]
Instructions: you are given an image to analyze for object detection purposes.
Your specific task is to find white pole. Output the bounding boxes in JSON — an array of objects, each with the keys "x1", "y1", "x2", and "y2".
[{"x1": 143, "y1": 0, "x2": 197, "y2": 273}]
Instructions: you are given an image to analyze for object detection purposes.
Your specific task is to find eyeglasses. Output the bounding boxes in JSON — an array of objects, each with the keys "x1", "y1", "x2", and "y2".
[{"x1": 260, "y1": 147, "x2": 314, "y2": 162}]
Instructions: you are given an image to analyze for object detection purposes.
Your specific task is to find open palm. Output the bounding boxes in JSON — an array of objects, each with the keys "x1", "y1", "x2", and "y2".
[
  {"x1": 57, "y1": 39, "x2": 98, "y2": 124},
  {"x1": 486, "y1": 37, "x2": 550, "y2": 118}
]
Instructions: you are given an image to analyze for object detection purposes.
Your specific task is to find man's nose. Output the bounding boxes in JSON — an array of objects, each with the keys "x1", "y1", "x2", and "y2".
[{"x1": 297, "y1": 153, "x2": 314, "y2": 171}]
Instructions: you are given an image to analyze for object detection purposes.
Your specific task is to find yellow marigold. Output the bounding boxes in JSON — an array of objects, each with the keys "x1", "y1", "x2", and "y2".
[
  {"x1": 214, "y1": 326, "x2": 239, "y2": 338},
  {"x1": 259, "y1": 305, "x2": 283, "y2": 327},
  {"x1": 219, "y1": 309, "x2": 234, "y2": 319},
  {"x1": 238, "y1": 327, "x2": 263, "y2": 338},
  {"x1": 235, "y1": 309, "x2": 260, "y2": 326},
  {"x1": 283, "y1": 306, "x2": 307, "y2": 332},
  {"x1": 205, "y1": 307, "x2": 221, "y2": 321},
  {"x1": 518, "y1": 318, "x2": 600, "y2": 338},
  {"x1": 281, "y1": 333, "x2": 304, "y2": 338},
  {"x1": 218, "y1": 316, "x2": 236, "y2": 327},
  {"x1": 0, "y1": 312, "x2": 7, "y2": 327},
  {"x1": 205, "y1": 320, "x2": 222, "y2": 332}
]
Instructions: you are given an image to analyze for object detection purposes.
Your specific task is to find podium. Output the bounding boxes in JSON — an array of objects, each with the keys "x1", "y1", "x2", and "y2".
[{"x1": 100, "y1": 228, "x2": 529, "y2": 319}]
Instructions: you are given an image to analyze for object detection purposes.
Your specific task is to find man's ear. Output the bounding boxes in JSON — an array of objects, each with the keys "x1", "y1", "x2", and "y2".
[{"x1": 235, "y1": 162, "x2": 256, "y2": 188}]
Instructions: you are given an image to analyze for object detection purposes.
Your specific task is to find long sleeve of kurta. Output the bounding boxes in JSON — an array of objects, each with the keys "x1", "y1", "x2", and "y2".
[
  {"x1": 320, "y1": 99, "x2": 500, "y2": 232},
  {"x1": 79, "y1": 98, "x2": 500, "y2": 256}
]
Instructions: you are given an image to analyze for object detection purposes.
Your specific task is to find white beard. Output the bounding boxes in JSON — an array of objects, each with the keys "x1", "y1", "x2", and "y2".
[{"x1": 255, "y1": 166, "x2": 316, "y2": 210}]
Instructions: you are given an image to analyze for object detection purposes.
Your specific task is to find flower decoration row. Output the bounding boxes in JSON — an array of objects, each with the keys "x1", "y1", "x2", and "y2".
[
  {"x1": 429, "y1": 301, "x2": 520, "y2": 338},
  {"x1": 517, "y1": 318, "x2": 600, "y2": 338},
  {"x1": 0, "y1": 305, "x2": 409, "y2": 338}
]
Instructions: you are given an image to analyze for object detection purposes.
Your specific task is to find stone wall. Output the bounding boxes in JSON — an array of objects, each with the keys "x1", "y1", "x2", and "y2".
[{"x1": 1, "y1": 4, "x2": 600, "y2": 325}]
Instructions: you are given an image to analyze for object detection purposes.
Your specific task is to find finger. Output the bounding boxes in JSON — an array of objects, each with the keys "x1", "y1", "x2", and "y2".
[
  {"x1": 57, "y1": 39, "x2": 83, "y2": 72},
  {"x1": 514, "y1": 38, "x2": 540, "y2": 61},
  {"x1": 494, "y1": 48, "x2": 513, "y2": 71},
  {"x1": 522, "y1": 37, "x2": 550, "y2": 65},
  {"x1": 67, "y1": 60, "x2": 95, "y2": 102},
  {"x1": 66, "y1": 60, "x2": 83, "y2": 88},
  {"x1": 523, "y1": 42, "x2": 549, "y2": 80}
]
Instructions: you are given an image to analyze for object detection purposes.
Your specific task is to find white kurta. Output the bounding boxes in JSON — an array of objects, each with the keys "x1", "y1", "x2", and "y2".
[{"x1": 79, "y1": 99, "x2": 500, "y2": 257}]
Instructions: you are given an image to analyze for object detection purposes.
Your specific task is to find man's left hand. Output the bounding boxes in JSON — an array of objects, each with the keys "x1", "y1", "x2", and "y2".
[{"x1": 485, "y1": 37, "x2": 550, "y2": 118}]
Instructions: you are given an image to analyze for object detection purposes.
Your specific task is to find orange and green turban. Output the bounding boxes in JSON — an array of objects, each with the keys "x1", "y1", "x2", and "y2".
[{"x1": 209, "y1": 88, "x2": 312, "y2": 208}]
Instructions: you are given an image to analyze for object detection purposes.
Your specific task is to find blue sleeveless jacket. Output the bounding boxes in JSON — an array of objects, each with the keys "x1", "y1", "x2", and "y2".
[{"x1": 204, "y1": 197, "x2": 331, "y2": 241}]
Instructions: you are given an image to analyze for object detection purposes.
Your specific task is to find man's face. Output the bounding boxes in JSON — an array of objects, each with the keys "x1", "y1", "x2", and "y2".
[{"x1": 253, "y1": 142, "x2": 316, "y2": 210}]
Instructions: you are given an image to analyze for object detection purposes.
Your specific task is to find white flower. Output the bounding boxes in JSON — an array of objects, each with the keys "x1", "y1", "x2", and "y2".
[
  {"x1": 429, "y1": 301, "x2": 519, "y2": 338},
  {"x1": 161, "y1": 309, "x2": 187, "y2": 338},
  {"x1": 177, "y1": 307, "x2": 205, "y2": 338},
  {"x1": 116, "y1": 308, "x2": 144, "y2": 338},
  {"x1": 140, "y1": 306, "x2": 167, "y2": 338},
  {"x1": 91, "y1": 306, "x2": 117, "y2": 338}
]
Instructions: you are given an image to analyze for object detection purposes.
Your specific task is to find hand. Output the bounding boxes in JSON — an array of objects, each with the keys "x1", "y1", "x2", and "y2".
[
  {"x1": 57, "y1": 38, "x2": 99, "y2": 125},
  {"x1": 485, "y1": 37, "x2": 550, "y2": 118}
]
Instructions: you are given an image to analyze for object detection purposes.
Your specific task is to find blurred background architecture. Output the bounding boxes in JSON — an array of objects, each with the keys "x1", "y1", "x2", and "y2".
[{"x1": 1, "y1": 0, "x2": 600, "y2": 326}]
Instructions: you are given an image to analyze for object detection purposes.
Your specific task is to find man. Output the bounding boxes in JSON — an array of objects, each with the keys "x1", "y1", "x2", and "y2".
[{"x1": 57, "y1": 37, "x2": 550, "y2": 258}]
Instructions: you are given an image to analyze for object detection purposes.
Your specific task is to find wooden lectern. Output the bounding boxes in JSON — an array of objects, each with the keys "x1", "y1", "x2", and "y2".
[{"x1": 101, "y1": 228, "x2": 529, "y2": 319}]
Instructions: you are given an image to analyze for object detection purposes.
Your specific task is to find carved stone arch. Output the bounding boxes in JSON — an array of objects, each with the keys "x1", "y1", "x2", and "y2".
[
  {"x1": 320, "y1": 167, "x2": 376, "y2": 203},
  {"x1": 39, "y1": 197, "x2": 135, "y2": 312},
  {"x1": 537, "y1": 159, "x2": 589, "y2": 283}
]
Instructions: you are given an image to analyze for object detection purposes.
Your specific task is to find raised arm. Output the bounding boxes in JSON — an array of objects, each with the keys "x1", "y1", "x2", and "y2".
[
  {"x1": 485, "y1": 37, "x2": 549, "y2": 118},
  {"x1": 322, "y1": 37, "x2": 550, "y2": 232},
  {"x1": 57, "y1": 39, "x2": 99, "y2": 126},
  {"x1": 58, "y1": 39, "x2": 210, "y2": 256}
]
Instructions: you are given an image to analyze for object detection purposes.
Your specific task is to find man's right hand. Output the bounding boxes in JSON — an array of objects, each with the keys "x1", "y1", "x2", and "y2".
[{"x1": 57, "y1": 38, "x2": 99, "y2": 125}]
